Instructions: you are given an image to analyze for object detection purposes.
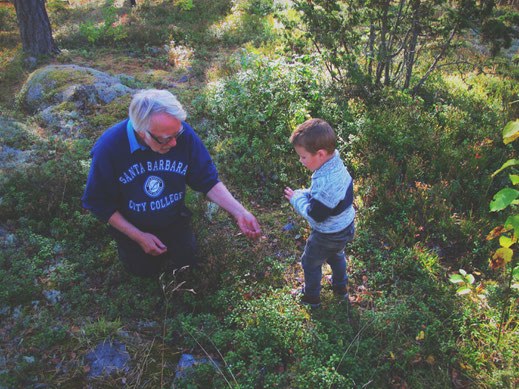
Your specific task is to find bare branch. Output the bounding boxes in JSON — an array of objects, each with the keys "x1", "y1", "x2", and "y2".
[
  {"x1": 436, "y1": 61, "x2": 485, "y2": 72},
  {"x1": 411, "y1": 27, "x2": 457, "y2": 95}
]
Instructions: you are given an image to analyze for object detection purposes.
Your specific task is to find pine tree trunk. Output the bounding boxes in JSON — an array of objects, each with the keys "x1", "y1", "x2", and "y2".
[
  {"x1": 13, "y1": 0, "x2": 60, "y2": 56},
  {"x1": 403, "y1": 0, "x2": 420, "y2": 90}
]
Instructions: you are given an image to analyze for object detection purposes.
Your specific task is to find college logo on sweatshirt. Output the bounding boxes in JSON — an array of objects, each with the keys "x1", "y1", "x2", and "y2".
[{"x1": 144, "y1": 175, "x2": 164, "y2": 197}]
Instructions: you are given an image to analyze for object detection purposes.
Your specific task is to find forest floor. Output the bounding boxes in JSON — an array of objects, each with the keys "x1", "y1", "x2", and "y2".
[{"x1": 1, "y1": 1, "x2": 518, "y2": 387}]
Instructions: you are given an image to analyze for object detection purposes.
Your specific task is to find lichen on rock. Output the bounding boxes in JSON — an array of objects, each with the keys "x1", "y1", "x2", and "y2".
[{"x1": 16, "y1": 65, "x2": 135, "y2": 139}]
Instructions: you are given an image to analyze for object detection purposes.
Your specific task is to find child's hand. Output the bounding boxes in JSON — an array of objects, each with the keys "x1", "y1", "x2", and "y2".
[{"x1": 284, "y1": 187, "x2": 295, "y2": 201}]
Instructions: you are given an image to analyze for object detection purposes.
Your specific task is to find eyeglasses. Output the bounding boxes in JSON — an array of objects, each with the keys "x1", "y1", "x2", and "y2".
[{"x1": 147, "y1": 125, "x2": 184, "y2": 145}]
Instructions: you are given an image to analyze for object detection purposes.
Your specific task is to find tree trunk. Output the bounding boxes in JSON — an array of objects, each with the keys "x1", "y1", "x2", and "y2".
[
  {"x1": 403, "y1": 0, "x2": 420, "y2": 90},
  {"x1": 13, "y1": 0, "x2": 60, "y2": 56},
  {"x1": 367, "y1": 22, "x2": 375, "y2": 83},
  {"x1": 375, "y1": 2, "x2": 390, "y2": 87}
]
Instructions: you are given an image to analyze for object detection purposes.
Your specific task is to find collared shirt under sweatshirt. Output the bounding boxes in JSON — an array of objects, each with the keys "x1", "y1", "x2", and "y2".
[
  {"x1": 82, "y1": 119, "x2": 219, "y2": 231},
  {"x1": 290, "y1": 150, "x2": 355, "y2": 233}
]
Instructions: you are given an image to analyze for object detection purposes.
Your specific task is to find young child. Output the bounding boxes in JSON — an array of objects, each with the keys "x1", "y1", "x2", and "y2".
[{"x1": 284, "y1": 118, "x2": 355, "y2": 308}]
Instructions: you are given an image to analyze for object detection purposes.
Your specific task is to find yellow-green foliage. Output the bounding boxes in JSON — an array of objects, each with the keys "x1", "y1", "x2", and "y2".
[
  {"x1": 1, "y1": 1, "x2": 518, "y2": 387},
  {"x1": 443, "y1": 72, "x2": 519, "y2": 120},
  {"x1": 88, "y1": 94, "x2": 132, "y2": 136}
]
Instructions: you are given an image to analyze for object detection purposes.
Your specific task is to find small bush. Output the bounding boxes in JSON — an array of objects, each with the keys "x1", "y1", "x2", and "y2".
[
  {"x1": 349, "y1": 88, "x2": 504, "y2": 255},
  {"x1": 0, "y1": 137, "x2": 91, "y2": 226},
  {"x1": 78, "y1": 1, "x2": 127, "y2": 45},
  {"x1": 196, "y1": 50, "x2": 347, "y2": 202},
  {"x1": 0, "y1": 230, "x2": 58, "y2": 306},
  {"x1": 0, "y1": 4, "x2": 17, "y2": 33},
  {"x1": 0, "y1": 47, "x2": 25, "y2": 92}
]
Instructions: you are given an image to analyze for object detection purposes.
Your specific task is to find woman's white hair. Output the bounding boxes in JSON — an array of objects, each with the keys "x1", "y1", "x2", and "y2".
[{"x1": 129, "y1": 89, "x2": 187, "y2": 133}]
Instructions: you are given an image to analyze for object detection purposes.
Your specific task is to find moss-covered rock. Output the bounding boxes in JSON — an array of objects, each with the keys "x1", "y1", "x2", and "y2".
[{"x1": 16, "y1": 65, "x2": 135, "y2": 138}]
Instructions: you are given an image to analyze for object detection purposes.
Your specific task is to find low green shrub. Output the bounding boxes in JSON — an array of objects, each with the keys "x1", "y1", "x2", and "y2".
[
  {"x1": 196, "y1": 50, "x2": 350, "y2": 202},
  {"x1": 0, "y1": 231, "x2": 52, "y2": 306},
  {"x1": 446, "y1": 119, "x2": 519, "y2": 386},
  {"x1": 78, "y1": 1, "x2": 127, "y2": 45},
  {"x1": 233, "y1": 0, "x2": 277, "y2": 17},
  {"x1": 123, "y1": 0, "x2": 232, "y2": 49},
  {"x1": 0, "y1": 137, "x2": 91, "y2": 227},
  {"x1": 0, "y1": 4, "x2": 17, "y2": 33},
  {"x1": 453, "y1": 280, "x2": 519, "y2": 386},
  {"x1": 0, "y1": 48, "x2": 25, "y2": 91},
  {"x1": 208, "y1": 9, "x2": 281, "y2": 47},
  {"x1": 171, "y1": 292, "x2": 360, "y2": 388},
  {"x1": 348, "y1": 88, "x2": 505, "y2": 259},
  {"x1": 347, "y1": 242, "x2": 460, "y2": 385}
]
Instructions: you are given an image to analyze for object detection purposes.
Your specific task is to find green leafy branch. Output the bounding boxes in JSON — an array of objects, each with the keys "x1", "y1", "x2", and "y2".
[
  {"x1": 488, "y1": 119, "x2": 519, "y2": 345},
  {"x1": 78, "y1": 0, "x2": 127, "y2": 45},
  {"x1": 450, "y1": 269, "x2": 477, "y2": 296}
]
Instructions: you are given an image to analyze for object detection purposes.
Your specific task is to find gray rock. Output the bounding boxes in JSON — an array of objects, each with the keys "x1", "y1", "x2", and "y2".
[
  {"x1": 25, "y1": 83, "x2": 44, "y2": 108},
  {"x1": 25, "y1": 57, "x2": 38, "y2": 68},
  {"x1": 205, "y1": 202, "x2": 220, "y2": 221},
  {"x1": 137, "y1": 320, "x2": 157, "y2": 331},
  {"x1": 37, "y1": 105, "x2": 88, "y2": 138},
  {"x1": 177, "y1": 75, "x2": 189, "y2": 83},
  {"x1": 282, "y1": 222, "x2": 296, "y2": 232},
  {"x1": 84, "y1": 339, "x2": 131, "y2": 377},
  {"x1": 21, "y1": 64, "x2": 133, "y2": 110},
  {"x1": 93, "y1": 82, "x2": 118, "y2": 104},
  {"x1": 43, "y1": 290, "x2": 61, "y2": 305},
  {"x1": 175, "y1": 354, "x2": 220, "y2": 380},
  {"x1": 0, "y1": 145, "x2": 31, "y2": 172},
  {"x1": 60, "y1": 84, "x2": 97, "y2": 105},
  {"x1": 12, "y1": 305, "x2": 22, "y2": 319},
  {"x1": 17, "y1": 65, "x2": 134, "y2": 136},
  {"x1": 112, "y1": 83, "x2": 132, "y2": 96}
]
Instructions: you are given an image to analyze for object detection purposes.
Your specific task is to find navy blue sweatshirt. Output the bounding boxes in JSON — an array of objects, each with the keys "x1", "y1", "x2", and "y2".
[{"x1": 82, "y1": 119, "x2": 219, "y2": 231}]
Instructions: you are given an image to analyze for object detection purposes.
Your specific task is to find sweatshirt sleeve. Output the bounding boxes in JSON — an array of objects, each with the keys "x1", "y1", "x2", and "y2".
[
  {"x1": 185, "y1": 128, "x2": 219, "y2": 194},
  {"x1": 82, "y1": 146, "x2": 119, "y2": 222}
]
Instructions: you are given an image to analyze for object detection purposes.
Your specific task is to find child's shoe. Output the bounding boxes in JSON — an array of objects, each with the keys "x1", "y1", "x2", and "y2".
[
  {"x1": 300, "y1": 294, "x2": 321, "y2": 308},
  {"x1": 331, "y1": 285, "x2": 349, "y2": 299}
]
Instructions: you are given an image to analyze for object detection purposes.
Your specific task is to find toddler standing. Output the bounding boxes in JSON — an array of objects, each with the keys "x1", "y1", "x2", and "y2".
[{"x1": 285, "y1": 119, "x2": 355, "y2": 308}]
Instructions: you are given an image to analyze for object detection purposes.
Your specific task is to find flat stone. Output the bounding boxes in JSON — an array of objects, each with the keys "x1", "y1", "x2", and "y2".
[
  {"x1": 84, "y1": 339, "x2": 130, "y2": 377},
  {"x1": 175, "y1": 353, "x2": 219, "y2": 380}
]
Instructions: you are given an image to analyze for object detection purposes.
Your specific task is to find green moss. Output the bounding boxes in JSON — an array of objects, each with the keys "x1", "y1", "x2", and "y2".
[
  {"x1": 0, "y1": 117, "x2": 37, "y2": 150},
  {"x1": 46, "y1": 68, "x2": 95, "y2": 85},
  {"x1": 87, "y1": 94, "x2": 132, "y2": 136},
  {"x1": 17, "y1": 66, "x2": 96, "y2": 112}
]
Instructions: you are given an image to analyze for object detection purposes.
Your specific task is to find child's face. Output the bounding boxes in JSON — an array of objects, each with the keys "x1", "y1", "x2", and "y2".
[{"x1": 294, "y1": 146, "x2": 330, "y2": 171}]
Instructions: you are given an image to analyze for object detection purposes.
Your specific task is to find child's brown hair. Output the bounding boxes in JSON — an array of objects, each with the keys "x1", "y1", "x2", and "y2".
[{"x1": 289, "y1": 118, "x2": 336, "y2": 155}]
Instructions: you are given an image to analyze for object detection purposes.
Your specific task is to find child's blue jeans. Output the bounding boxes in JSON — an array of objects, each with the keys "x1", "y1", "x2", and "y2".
[{"x1": 301, "y1": 222, "x2": 355, "y2": 299}]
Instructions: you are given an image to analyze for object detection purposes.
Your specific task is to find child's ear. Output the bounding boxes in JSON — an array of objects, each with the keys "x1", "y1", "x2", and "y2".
[{"x1": 317, "y1": 149, "x2": 327, "y2": 159}]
